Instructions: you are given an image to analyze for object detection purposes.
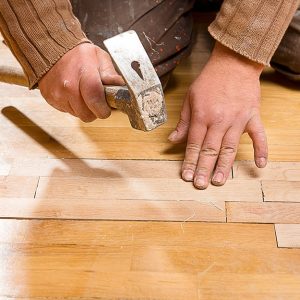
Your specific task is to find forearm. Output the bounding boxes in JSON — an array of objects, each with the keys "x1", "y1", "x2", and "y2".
[
  {"x1": 0, "y1": 0, "x2": 90, "y2": 89},
  {"x1": 208, "y1": 0, "x2": 300, "y2": 65}
]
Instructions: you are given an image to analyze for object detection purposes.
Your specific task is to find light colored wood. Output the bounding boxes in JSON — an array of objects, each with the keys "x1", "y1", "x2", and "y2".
[
  {"x1": 9, "y1": 158, "x2": 183, "y2": 178},
  {"x1": 0, "y1": 176, "x2": 38, "y2": 198},
  {"x1": 263, "y1": 180, "x2": 300, "y2": 202},
  {"x1": 227, "y1": 202, "x2": 300, "y2": 224},
  {"x1": 0, "y1": 157, "x2": 11, "y2": 176},
  {"x1": 0, "y1": 198, "x2": 225, "y2": 222},
  {"x1": 35, "y1": 177, "x2": 262, "y2": 202},
  {"x1": 275, "y1": 224, "x2": 300, "y2": 248},
  {"x1": 2, "y1": 220, "x2": 300, "y2": 299},
  {"x1": 233, "y1": 161, "x2": 300, "y2": 180}
]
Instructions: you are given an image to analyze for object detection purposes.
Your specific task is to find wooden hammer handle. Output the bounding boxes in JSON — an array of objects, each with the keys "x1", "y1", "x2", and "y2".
[{"x1": 0, "y1": 65, "x2": 126, "y2": 109}]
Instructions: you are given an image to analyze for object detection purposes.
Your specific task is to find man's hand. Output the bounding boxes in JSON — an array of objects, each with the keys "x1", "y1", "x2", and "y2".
[
  {"x1": 169, "y1": 42, "x2": 268, "y2": 189},
  {"x1": 39, "y1": 43, "x2": 124, "y2": 122}
]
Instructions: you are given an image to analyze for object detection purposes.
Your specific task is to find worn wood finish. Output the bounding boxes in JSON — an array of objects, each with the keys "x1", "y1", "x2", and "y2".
[
  {"x1": 2, "y1": 220, "x2": 300, "y2": 299},
  {"x1": 233, "y1": 161, "x2": 300, "y2": 181},
  {"x1": 275, "y1": 224, "x2": 300, "y2": 248},
  {"x1": 262, "y1": 181, "x2": 300, "y2": 202},
  {"x1": 227, "y1": 202, "x2": 300, "y2": 224}
]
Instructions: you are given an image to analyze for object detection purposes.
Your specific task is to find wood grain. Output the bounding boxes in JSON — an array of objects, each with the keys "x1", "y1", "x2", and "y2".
[
  {"x1": 262, "y1": 180, "x2": 300, "y2": 202},
  {"x1": 275, "y1": 224, "x2": 300, "y2": 248},
  {"x1": 233, "y1": 161, "x2": 300, "y2": 180},
  {"x1": 35, "y1": 177, "x2": 262, "y2": 202},
  {"x1": 0, "y1": 176, "x2": 38, "y2": 198},
  {"x1": 2, "y1": 220, "x2": 300, "y2": 299},
  {"x1": 0, "y1": 197, "x2": 226, "y2": 222},
  {"x1": 227, "y1": 202, "x2": 300, "y2": 224}
]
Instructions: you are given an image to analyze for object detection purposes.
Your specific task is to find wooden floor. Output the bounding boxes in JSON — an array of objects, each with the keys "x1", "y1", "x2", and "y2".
[{"x1": 1, "y1": 19, "x2": 300, "y2": 299}]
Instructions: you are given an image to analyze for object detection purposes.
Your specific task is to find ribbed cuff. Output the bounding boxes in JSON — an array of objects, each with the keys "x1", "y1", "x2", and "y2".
[
  {"x1": 0, "y1": 0, "x2": 91, "y2": 89},
  {"x1": 208, "y1": 0, "x2": 299, "y2": 65}
]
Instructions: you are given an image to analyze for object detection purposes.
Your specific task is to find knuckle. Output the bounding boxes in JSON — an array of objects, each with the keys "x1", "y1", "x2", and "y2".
[
  {"x1": 178, "y1": 117, "x2": 189, "y2": 129},
  {"x1": 186, "y1": 143, "x2": 201, "y2": 153},
  {"x1": 212, "y1": 111, "x2": 225, "y2": 125},
  {"x1": 219, "y1": 144, "x2": 237, "y2": 156},
  {"x1": 200, "y1": 146, "x2": 219, "y2": 157}
]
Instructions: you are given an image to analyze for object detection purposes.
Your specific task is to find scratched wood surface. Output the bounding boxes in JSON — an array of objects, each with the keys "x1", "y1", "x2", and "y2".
[{"x1": 1, "y1": 17, "x2": 300, "y2": 299}]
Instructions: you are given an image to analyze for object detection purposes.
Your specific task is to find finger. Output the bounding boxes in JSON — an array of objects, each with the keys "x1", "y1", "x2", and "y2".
[
  {"x1": 181, "y1": 112, "x2": 207, "y2": 182},
  {"x1": 193, "y1": 127, "x2": 227, "y2": 189},
  {"x1": 168, "y1": 93, "x2": 191, "y2": 144},
  {"x1": 79, "y1": 67, "x2": 111, "y2": 119},
  {"x1": 212, "y1": 126, "x2": 242, "y2": 186},
  {"x1": 246, "y1": 115, "x2": 268, "y2": 168},
  {"x1": 96, "y1": 47, "x2": 125, "y2": 86},
  {"x1": 68, "y1": 96, "x2": 96, "y2": 122}
]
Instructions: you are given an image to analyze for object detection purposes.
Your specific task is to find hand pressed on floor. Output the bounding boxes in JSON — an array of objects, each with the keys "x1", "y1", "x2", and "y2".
[
  {"x1": 39, "y1": 43, "x2": 124, "y2": 122},
  {"x1": 169, "y1": 42, "x2": 268, "y2": 189}
]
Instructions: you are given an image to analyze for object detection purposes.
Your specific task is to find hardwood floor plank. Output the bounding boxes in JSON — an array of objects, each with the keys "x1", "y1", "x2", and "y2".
[
  {"x1": 35, "y1": 177, "x2": 262, "y2": 202},
  {"x1": 233, "y1": 161, "x2": 300, "y2": 180},
  {"x1": 262, "y1": 181, "x2": 300, "y2": 202},
  {"x1": 275, "y1": 224, "x2": 300, "y2": 248},
  {"x1": 0, "y1": 269, "x2": 198, "y2": 299},
  {"x1": 0, "y1": 157, "x2": 11, "y2": 176},
  {"x1": 0, "y1": 220, "x2": 298, "y2": 299},
  {"x1": 0, "y1": 220, "x2": 277, "y2": 248},
  {"x1": 131, "y1": 245, "x2": 300, "y2": 273},
  {"x1": 227, "y1": 202, "x2": 300, "y2": 224},
  {"x1": 0, "y1": 198, "x2": 226, "y2": 222},
  {"x1": 0, "y1": 176, "x2": 38, "y2": 198},
  {"x1": 9, "y1": 158, "x2": 183, "y2": 178}
]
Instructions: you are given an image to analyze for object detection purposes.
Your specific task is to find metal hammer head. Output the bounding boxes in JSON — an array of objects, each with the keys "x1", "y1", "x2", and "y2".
[{"x1": 104, "y1": 30, "x2": 167, "y2": 131}]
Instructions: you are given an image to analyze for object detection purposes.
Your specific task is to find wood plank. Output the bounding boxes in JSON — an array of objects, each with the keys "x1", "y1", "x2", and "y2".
[
  {"x1": 198, "y1": 274, "x2": 300, "y2": 300},
  {"x1": 0, "y1": 220, "x2": 277, "y2": 248},
  {"x1": 0, "y1": 269, "x2": 198, "y2": 299},
  {"x1": 131, "y1": 245, "x2": 300, "y2": 273},
  {"x1": 263, "y1": 181, "x2": 300, "y2": 202},
  {"x1": 0, "y1": 176, "x2": 38, "y2": 198},
  {"x1": 233, "y1": 161, "x2": 300, "y2": 180},
  {"x1": 0, "y1": 198, "x2": 226, "y2": 222},
  {"x1": 9, "y1": 158, "x2": 183, "y2": 178},
  {"x1": 35, "y1": 177, "x2": 262, "y2": 202},
  {"x1": 226, "y1": 202, "x2": 300, "y2": 224},
  {"x1": 275, "y1": 224, "x2": 300, "y2": 248},
  {"x1": 1, "y1": 220, "x2": 299, "y2": 299},
  {"x1": 0, "y1": 157, "x2": 11, "y2": 176}
]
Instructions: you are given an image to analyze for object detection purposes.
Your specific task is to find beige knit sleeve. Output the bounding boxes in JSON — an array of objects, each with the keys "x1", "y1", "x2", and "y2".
[
  {"x1": 0, "y1": 0, "x2": 90, "y2": 89},
  {"x1": 208, "y1": 0, "x2": 300, "y2": 65}
]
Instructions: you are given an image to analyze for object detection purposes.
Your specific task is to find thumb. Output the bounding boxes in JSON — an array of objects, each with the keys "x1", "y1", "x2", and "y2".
[
  {"x1": 168, "y1": 94, "x2": 191, "y2": 144},
  {"x1": 96, "y1": 47, "x2": 125, "y2": 86},
  {"x1": 246, "y1": 114, "x2": 268, "y2": 168}
]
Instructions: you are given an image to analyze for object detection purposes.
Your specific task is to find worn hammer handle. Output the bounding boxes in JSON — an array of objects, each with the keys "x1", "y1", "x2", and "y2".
[{"x1": 0, "y1": 65, "x2": 124, "y2": 109}]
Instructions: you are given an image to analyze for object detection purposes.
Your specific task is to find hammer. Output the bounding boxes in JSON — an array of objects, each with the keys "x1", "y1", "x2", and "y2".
[{"x1": 0, "y1": 31, "x2": 167, "y2": 131}]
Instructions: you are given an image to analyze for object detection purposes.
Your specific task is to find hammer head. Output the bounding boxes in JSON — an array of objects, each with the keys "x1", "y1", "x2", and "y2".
[{"x1": 103, "y1": 31, "x2": 167, "y2": 131}]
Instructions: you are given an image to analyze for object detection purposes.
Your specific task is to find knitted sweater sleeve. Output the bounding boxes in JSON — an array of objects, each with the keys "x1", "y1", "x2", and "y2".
[
  {"x1": 0, "y1": 0, "x2": 90, "y2": 88},
  {"x1": 208, "y1": 0, "x2": 300, "y2": 65}
]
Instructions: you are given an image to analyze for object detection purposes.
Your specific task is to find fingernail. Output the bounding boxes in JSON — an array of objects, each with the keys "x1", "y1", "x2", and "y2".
[
  {"x1": 182, "y1": 170, "x2": 194, "y2": 181},
  {"x1": 168, "y1": 131, "x2": 177, "y2": 141},
  {"x1": 256, "y1": 157, "x2": 267, "y2": 168},
  {"x1": 195, "y1": 175, "x2": 206, "y2": 189},
  {"x1": 212, "y1": 172, "x2": 224, "y2": 185}
]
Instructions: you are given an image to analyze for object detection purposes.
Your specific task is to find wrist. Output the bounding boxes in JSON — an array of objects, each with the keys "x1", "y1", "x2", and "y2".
[{"x1": 210, "y1": 42, "x2": 264, "y2": 77}]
